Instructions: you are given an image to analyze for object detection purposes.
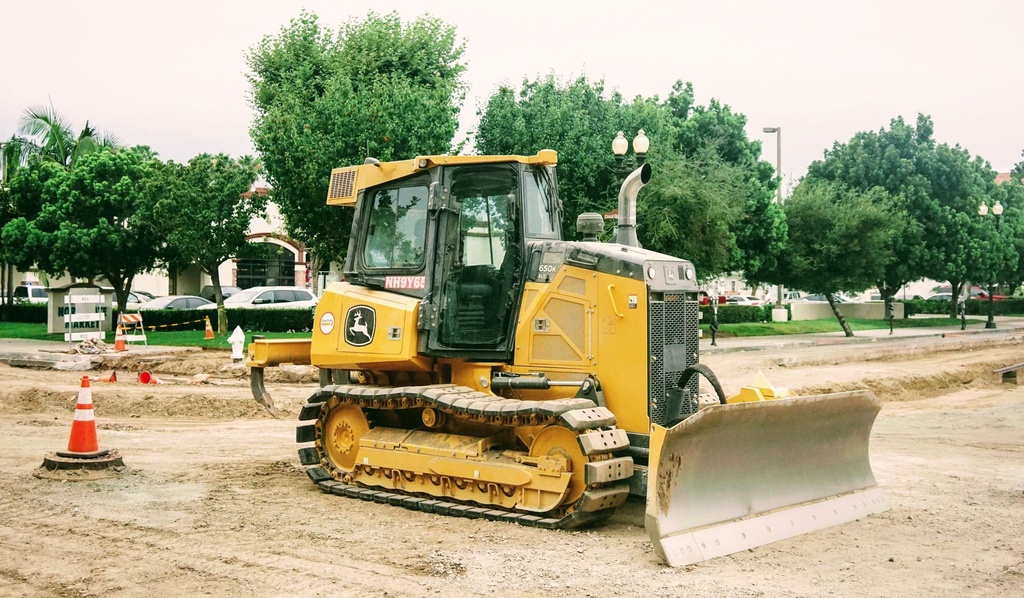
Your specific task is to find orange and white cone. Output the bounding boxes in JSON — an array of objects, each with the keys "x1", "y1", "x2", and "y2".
[
  {"x1": 114, "y1": 324, "x2": 127, "y2": 352},
  {"x1": 63, "y1": 376, "x2": 101, "y2": 455},
  {"x1": 204, "y1": 316, "x2": 215, "y2": 340},
  {"x1": 90, "y1": 371, "x2": 117, "y2": 383}
]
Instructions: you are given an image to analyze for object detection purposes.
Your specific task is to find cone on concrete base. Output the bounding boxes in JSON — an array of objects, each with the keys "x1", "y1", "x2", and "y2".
[
  {"x1": 204, "y1": 316, "x2": 215, "y2": 340},
  {"x1": 38, "y1": 376, "x2": 126, "y2": 480},
  {"x1": 60, "y1": 376, "x2": 103, "y2": 456},
  {"x1": 114, "y1": 325, "x2": 127, "y2": 352}
]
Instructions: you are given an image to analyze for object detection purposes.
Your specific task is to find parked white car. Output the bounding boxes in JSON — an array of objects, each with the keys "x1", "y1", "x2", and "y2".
[
  {"x1": 726, "y1": 295, "x2": 763, "y2": 306},
  {"x1": 199, "y1": 286, "x2": 318, "y2": 310}
]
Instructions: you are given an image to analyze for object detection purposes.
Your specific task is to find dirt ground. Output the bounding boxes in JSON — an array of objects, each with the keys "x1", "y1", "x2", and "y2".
[{"x1": 0, "y1": 335, "x2": 1022, "y2": 598}]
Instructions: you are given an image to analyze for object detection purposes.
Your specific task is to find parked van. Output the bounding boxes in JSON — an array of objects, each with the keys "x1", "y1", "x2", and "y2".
[{"x1": 12, "y1": 285, "x2": 48, "y2": 304}]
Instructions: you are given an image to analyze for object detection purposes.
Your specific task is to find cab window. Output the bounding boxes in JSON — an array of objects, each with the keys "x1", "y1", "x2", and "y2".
[
  {"x1": 523, "y1": 167, "x2": 558, "y2": 239},
  {"x1": 364, "y1": 182, "x2": 429, "y2": 269}
]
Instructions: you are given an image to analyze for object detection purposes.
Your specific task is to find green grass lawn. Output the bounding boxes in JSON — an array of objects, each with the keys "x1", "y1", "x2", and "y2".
[
  {"x1": 1, "y1": 315, "x2": 988, "y2": 347},
  {"x1": 0, "y1": 322, "x2": 310, "y2": 350},
  {"x1": 707, "y1": 316, "x2": 987, "y2": 337}
]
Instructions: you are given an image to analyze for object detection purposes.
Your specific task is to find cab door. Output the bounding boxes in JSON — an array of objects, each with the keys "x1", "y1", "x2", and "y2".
[{"x1": 428, "y1": 164, "x2": 522, "y2": 357}]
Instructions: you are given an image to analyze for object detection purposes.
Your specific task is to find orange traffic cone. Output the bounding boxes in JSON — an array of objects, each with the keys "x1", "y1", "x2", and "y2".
[
  {"x1": 64, "y1": 376, "x2": 101, "y2": 455},
  {"x1": 204, "y1": 316, "x2": 215, "y2": 340},
  {"x1": 114, "y1": 324, "x2": 127, "y2": 352},
  {"x1": 138, "y1": 371, "x2": 163, "y2": 384},
  {"x1": 90, "y1": 371, "x2": 117, "y2": 383}
]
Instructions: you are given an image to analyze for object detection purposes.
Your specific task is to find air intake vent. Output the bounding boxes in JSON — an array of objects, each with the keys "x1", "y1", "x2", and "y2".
[
  {"x1": 649, "y1": 294, "x2": 700, "y2": 426},
  {"x1": 328, "y1": 170, "x2": 356, "y2": 200}
]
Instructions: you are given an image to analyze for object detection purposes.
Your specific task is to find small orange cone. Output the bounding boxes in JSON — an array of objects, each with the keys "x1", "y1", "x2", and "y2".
[
  {"x1": 204, "y1": 316, "x2": 215, "y2": 340},
  {"x1": 138, "y1": 371, "x2": 163, "y2": 385},
  {"x1": 90, "y1": 371, "x2": 117, "y2": 383},
  {"x1": 114, "y1": 324, "x2": 127, "y2": 352},
  {"x1": 64, "y1": 376, "x2": 101, "y2": 455}
]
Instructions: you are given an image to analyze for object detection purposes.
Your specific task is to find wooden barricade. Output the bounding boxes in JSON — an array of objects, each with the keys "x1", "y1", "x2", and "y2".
[{"x1": 119, "y1": 313, "x2": 148, "y2": 346}]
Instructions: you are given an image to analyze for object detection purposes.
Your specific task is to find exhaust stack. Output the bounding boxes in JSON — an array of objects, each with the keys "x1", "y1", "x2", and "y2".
[{"x1": 615, "y1": 163, "x2": 652, "y2": 247}]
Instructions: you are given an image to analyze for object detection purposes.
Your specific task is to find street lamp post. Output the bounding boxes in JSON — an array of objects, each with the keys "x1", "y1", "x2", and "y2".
[
  {"x1": 762, "y1": 127, "x2": 782, "y2": 203},
  {"x1": 978, "y1": 200, "x2": 1004, "y2": 329},
  {"x1": 609, "y1": 130, "x2": 651, "y2": 248},
  {"x1": 763, "y1": 126, "x2": 784, "y2": 306}
]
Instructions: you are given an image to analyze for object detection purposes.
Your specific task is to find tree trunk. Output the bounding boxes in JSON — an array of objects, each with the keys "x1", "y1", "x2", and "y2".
[
  {"x1": 211, "y1": 267, "x2": 227, "y2": 336},
  {"x1": 110, "y1": 273, "x2": 134, "y2": 314},
  {"x1": 949, "y1": 280, "x2": 965, "y2": 318},
  {"x1": 309, "y1": 253, "x2": 323, "y2": 295},
  {"x1": 1, "y1": 263, "x2": 8, "y2": 320},
  {"x1": 827, "y1": 293, "x2": 854, "y2": 337}
]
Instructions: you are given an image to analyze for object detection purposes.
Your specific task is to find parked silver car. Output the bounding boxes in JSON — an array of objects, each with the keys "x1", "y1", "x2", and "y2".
[
  {"x1": 198, "y1": 286, "x2": 318, "y2": 310},
  {"x1": 139, "y1": 295, "x2": 214, "y2": 310}
]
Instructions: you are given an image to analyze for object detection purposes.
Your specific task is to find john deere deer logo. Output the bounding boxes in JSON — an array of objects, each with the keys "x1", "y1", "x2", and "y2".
[{"x1": 344, "y1": 306, "x2": 375, "y2": 347}]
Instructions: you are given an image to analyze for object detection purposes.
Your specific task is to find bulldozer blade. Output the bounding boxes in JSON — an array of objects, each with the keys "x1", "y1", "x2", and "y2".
[
  {"x1": 249, "y1": 366, "x2": 280, "y2": 419},
  {"x1": 645, "y1": 390, "x2": 889, "y2": 567}
]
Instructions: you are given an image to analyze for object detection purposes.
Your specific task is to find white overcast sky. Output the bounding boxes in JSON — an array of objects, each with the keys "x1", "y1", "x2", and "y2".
[{"x1": 2, "y1": 0, "x2": 1022, "y2": 191}]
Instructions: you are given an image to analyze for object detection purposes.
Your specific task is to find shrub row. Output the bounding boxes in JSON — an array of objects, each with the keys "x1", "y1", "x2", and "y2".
[
  {"x1": 903, "y1": 297, "x2": 1024, "y2": 317},
  {"x1": 0, "y1": 303, "x2": 47, "y2": 323},
  {"x1": 700, "y1": 304, "x2": 780, "y2": 324}
]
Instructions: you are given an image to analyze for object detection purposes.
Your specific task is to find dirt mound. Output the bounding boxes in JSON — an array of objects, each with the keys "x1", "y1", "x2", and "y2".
[
  {"x1": 99, "y1": 351, "x2": 317, "y2": 383},
  {"x1": 791, "y1": 358, "x2": 1009, "y2": 401}
]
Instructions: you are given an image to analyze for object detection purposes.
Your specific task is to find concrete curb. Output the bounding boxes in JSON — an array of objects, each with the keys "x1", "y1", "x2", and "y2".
[{"x1": 702, "y1": 324, "x2": 1024, "y2": 355}]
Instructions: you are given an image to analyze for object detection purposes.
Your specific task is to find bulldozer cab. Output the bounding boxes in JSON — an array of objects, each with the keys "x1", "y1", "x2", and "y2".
[{"x1": 344, "y1": 157, "x2": 561, "y2": 359}]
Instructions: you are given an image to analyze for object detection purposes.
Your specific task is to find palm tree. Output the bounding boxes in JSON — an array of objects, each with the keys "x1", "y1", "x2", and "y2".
[
  {"x1": 1, "y1": 136, "x2": 32, "y2": 185},
  {"x1": 0, "y1": 135, "x2": 31, "y2": 311},
  {"x1": 17, "y1": 103, "x2": 120, "y2": 168}
]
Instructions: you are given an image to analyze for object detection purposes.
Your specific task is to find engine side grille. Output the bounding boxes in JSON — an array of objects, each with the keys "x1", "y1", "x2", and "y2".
[
  {"x1": 328, "y1": 170, "x2": 357, "y2": 201},
  {"x1": 649, "y1": 293, "x2": 700, "y2": 426}
]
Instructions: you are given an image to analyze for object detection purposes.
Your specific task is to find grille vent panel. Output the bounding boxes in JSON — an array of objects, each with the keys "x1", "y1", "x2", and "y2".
[
  {"x1": 328, "y1": 170, "x2": 356, "y2": 200},
  {"x1": 649, "y1": 294, "x2": 700, "y2": 426}
]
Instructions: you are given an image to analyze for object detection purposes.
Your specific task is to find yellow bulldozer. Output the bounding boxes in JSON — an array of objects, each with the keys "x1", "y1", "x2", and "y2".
[{"x1": 247, "y1": 150, "x2": 889, "y2": 566}]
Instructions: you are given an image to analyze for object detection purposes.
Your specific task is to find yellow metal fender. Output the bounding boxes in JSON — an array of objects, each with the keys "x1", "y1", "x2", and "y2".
[{"x1": 645, "y1": 390, "x2": 890, "y2": 566}]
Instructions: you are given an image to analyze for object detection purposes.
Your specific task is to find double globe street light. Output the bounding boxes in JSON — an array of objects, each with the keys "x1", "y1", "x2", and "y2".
[
  {"x1": 978, "y1": 200, "x2": 1004, "y2": 329},
  {"x1": 612, "y1": 130, "x2": 650, "y2": 176}
]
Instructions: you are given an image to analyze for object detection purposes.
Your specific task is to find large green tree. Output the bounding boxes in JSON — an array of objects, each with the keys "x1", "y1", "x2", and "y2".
[
  {"x1": 660, "y1": 83, "x2": 784, "y2": 285},
  {"x1": 805, "y1": 114, "x2": 996, "y2": 315},
  {"x1": 973, "y1": 177, "x2": 1022, "y2": 297},
  {"x1": 781, "y1": 181, "x2": 902, "y2": 335},
  {"x1": 1, "y1": 147, "x2": 165, "y2": 311},
  {"x1": 155, "y1": 154, "x2": 264, "y2": 334},
  {"x1": 247, "y1": 11, "x2": 466, "y2": 282}
]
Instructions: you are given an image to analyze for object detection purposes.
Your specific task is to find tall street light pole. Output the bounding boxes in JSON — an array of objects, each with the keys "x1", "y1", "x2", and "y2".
[
  {"x1": 763, "y1": 127, "x2": 783, "y2": 306},
  {"x1": 978, "y1": 200, "x2": 1004, "y2": 329},
  {"x1": 763, "y1": 127, "x2": 782, "y2": 203}
]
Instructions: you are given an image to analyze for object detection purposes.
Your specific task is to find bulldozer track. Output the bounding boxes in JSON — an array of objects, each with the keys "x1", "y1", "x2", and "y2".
[
  {"x1": 295, "y1": 383, "x2": 631, "y2": 529},
  {"x1": 312, "y1": 478, "x2": 615, "y2": 529}
]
